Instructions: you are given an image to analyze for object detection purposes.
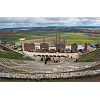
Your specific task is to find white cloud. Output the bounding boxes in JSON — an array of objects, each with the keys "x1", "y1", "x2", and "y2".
[{"x1": 0, "y1": 17, "x2": 100, "y2": 29}]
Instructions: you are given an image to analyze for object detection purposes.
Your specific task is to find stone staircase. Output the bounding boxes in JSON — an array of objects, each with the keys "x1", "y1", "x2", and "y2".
[{"x1": 0, "y1": 58, "x2": 100, "y2": 74}]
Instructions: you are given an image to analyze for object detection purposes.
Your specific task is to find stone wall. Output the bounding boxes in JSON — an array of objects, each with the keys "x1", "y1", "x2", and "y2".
[
  {"x1": 56, "y1": 44, "x2": 65, "y2": 52},
  {"x1": 23, "y1": 43, "x2": 35, "y2": 52},
  {"x1": 40, "y1": 43, "x2": 49, "y2": 51},
  {"x1": 71, "y1": 43, "x2": 78, "y2": 53}
]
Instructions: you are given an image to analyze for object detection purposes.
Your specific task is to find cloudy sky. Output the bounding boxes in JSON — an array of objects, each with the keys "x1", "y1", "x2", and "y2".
[{"x1": 0, "y1": 17, "x2": 100, "y2": 29}]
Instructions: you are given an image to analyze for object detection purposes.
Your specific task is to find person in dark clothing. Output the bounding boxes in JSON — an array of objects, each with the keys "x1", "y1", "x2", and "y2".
[
  {"x1": 41, "y1": 57, "x2": 43, "y2": 61},
  {"x1": 76, "y1": 59, "x2": 78, "y2": 63},
  {"x1": 45, "y1": 61, "x2": 47, "y2": 65},
  {"x1": 45, "y1": 58, "x2": 47, "y2": 62},
  {"x1": 49, "y1": 57, "x2": 51, "y2": 61},
  {"x1": 56, "y1": 60, "x2": 58, "y2": 63},
  {"x1": 71, "y1": 56, "x2": 72, "y2": 58}
]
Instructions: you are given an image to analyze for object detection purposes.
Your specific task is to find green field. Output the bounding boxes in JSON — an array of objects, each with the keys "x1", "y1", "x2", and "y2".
[
  {"x1": 0, "y1": 30, "x2": 58, "y2": 42},
  {"x1": 78, "y1": 50, "x2": 100, "y2": 62},
  {"x1": 0, "y1": 29, "x2": 100, "y2": 45},
  {"x1": 47, "y1": 32, "x2": 100, "y2": 45},
  {"x1": 0, "y1": 48, "x2": 34, "y2": 61}
]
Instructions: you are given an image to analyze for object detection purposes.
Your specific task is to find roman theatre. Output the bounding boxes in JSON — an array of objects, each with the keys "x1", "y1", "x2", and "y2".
[{"x1": 0, "y1": 33, "x2": 100, "y2": 80}]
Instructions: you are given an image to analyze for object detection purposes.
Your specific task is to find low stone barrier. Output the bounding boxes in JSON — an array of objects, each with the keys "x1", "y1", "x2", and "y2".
[{"x1": 0, "y1": 68, "x2": 100, "y2": 80}]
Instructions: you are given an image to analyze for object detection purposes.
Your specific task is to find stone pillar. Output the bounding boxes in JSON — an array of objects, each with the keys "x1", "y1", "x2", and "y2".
[
  {"x1": 21, "y1": 43, "x2": 24, "y2": 51},
  {"x1": 71, "y1": 46, "x2": 73, "y2": 53},
  {"x1": 84, "y1": 43, "x2": 87, "y2": 51},
  {"x1": 14, "y1": 41, "x2": 15, "y2": 47}
]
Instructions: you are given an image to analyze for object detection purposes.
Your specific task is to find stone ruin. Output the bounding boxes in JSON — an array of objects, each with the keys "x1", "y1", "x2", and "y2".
[
  {"x1": 40, "y1": 43, "x2": 49, "y2": 52},
  {"x1": 84, "y1": 43, "x2": 87, "y2": 51},
  {"x1": 71, "y1": 43, "x2": 78, "y2": 53},
  {"x1": 95, "y1": 43, "x2": 100, "y2": 49},
  {"x1": 21, "y1": 43, "x2": 35, "y2": 52},
  {"x1": 1, "y1": 40, "x2": 16, "y2": 48},
  {"x1": 56, "y1": 44, "x2": 66, "y2": 53}
]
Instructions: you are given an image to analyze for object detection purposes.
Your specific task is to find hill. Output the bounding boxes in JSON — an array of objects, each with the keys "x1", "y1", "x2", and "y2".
[{"x1": 78, "y1": 49, "x2": 100, "y2": 62}]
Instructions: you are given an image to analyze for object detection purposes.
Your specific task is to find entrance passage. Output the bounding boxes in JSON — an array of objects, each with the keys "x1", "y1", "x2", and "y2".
[{"x1": 58, "y1": 49, "x2": 60, "y2": 53}]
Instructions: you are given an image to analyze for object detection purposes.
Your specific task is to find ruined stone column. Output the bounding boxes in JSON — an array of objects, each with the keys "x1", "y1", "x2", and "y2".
[
  {"x1": 84, "y1": 43, "x2": 87, "y2": 51},
  {"x1": 21, "y1": 43, "x2": 24, "y2": 51},
  {"x1": 14, "y1": 41, "x2": 15, "y2": 47},
  {"x1": 71, "y1": 46, "x2": 73, "y2": 53}
]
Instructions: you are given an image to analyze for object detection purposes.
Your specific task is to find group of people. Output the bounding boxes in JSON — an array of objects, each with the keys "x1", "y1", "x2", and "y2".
[
  {"x1": 40, "y1": 55, "x2": 78, "y2": 64},
  {"x1": 40, "y1": 56, "x2": 61, "y2": 65},
  {"x1": 41, "y1": 56, "x2": 51, "y2": 65}
]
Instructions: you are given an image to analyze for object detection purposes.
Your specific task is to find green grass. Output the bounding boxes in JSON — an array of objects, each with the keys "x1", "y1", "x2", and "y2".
[
  {"x1": 1, "y1": 30, "x2": 57, "y2": 43},
  {"x1": 61, "y1": 33, "x2": 100, "y2": 45},
  {"x1": 1, "y1": 30, "x2": 100, "y2": 45},
  {"x1": 78, "y1": 50, "x2": 100, "y2": 62},
  {"x1": 0, "y1": 49, "x2": 34, "y2": 61}
]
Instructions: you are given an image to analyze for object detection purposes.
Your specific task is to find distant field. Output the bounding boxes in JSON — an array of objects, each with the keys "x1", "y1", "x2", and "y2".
[
  {"x1": 61, "y1": 33, "x2": 100, "y2": 45},
  {"x1": 47, "y1": 32, "x2": 100, "y2": 45},
  {"x1": 0, "y1": 30, "x2": 100, "y2": 45}
]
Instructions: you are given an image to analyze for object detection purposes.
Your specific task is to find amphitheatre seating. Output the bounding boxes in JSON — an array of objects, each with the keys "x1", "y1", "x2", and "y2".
[
  {"x1": 34, "y1": 61, "x2": 100, "y2": 73},
  {"x1": 0, "y1": 57, "x2": 100, "y2": 74},
  {"x1": 11, "y1": 59, "x2": 28, "y2": 64},
  {"x1": 0, "y1": 58, "x2": 40, "y2": 72},
  {"x1": 0, "y1": 58, "x2": 19, "y2": 68}
]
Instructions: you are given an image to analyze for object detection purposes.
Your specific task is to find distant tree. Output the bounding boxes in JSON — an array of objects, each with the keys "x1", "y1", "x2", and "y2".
[{"x1": 52, "y1": 33, "x2": 68, "y2": 45}]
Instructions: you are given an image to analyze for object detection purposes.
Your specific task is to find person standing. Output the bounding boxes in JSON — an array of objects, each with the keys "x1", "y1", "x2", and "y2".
[
  {"x1": 45, "y1": 61, "x2": 47, "y2": 65},
  {"x1": 76, "y1": 59, "x2": 78, "y2": 63}
]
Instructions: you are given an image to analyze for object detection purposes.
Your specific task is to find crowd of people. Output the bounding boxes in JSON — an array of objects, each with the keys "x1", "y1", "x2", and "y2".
[
  {"x1": 40, "y1": 55, "x2": 78, "y2": 64},
  {"x1": 40, "y1": 56, "x2": 60, "y2": 65}
]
